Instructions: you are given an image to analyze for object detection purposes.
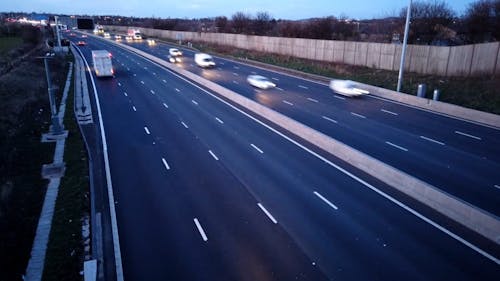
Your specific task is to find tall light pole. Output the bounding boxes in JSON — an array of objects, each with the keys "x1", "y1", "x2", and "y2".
[{"x1": 397, "y1": 0, "x2": 412, "y2": 92}]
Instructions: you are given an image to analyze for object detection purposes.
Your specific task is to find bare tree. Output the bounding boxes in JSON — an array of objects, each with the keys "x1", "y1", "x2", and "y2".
[
  {"x1": 463, "y1": 0, "x2": 499, "y2": 43},
  {"x1": 231, "y1": 12, "x2": 251, "y2": 34},
  {"x1": 215, "y1": 16, "x2": 228, "y2": 33},
  {"x1": 252, "y1": 11, "x2": 274, "y2": 35}
]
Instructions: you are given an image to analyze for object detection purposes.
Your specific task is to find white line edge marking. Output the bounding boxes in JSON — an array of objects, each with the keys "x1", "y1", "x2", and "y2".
[
  {"x1": 257, "y1": 203, "x2": 277, "y2": 224},
  {"x1": 192, "y1": 100, "x2": 198, "y2": 105},
  {"x1": 144, "y1": 126, "x2": 150, "y2": 134},
  {"x1": 163, "y1": 103, "x2": 168, "y2": 108},
  {"x1": 351, "y1": 112, "x2": 366, "y2": 119},
  {"x1": 215, "y1": 117, "x2": 224, "y2": 124},
  {"x1": 181, "y1": 121, "x2": 188, "y2": 128},
  {"x1": 307, "y1": 97, "x2": 319, "y2": 103},
  {"x1": 73, "y1": 45, "x2": 124, "y2": 280},
  {"x1": 161, "y1": 158, "x2": 170, "y2": 170},
  {"x1": 420, "y1": 135, "x2": 445, "y2": 146},
  {"x1": 283, "y1": 100, "x2": 293, "y2": 106},
  {"x1": 381, "y1": 109, "x2": 398, "y2": 116},
  {"x1": 208, "y1": 150, "x2": 219, "y2": 160},
  {"x1": 314, "y1": 191, "x2": 338, "y2": 210},
  {"x1": 106, "y1": 39, "x2": 499, "y2": 264},
  {"x1": 193, "y1": 218, "x2": 208, "y2": 241},
  {"x1": 385, "y1": 141, "x2": 408, "y2": 152},
  {"x1": 322, "y1": 116, "x2": 338, "y2": 124},
  {"x1": 455, "y1": 131, "x2": 482, "y2": 140},
  {"x1": 251, "y1": 143, "x2": 264, "y2": 154}
]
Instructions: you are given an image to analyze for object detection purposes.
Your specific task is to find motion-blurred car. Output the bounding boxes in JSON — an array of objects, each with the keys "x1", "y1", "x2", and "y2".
[
  {"x1": 103, "y1": 32, "x2": 111, "y2": 38},
  {"x1": 168, "y1": 55, "x2": 182, "y2": 63},
  {"x1": 329, "y1": 79, "x2": 369, "y2": 97},
  {"x1": 115, "y1": 35, "x2": 122, "y2": 40},
  {"x1": 247, "y1": 75, "x2": 276, "y2": 89},
  {"x1": 76, "y1": 41, "x2": 87, "y2": 46},
  {"x1": 125, "y1": 36, "x2": 133, "y2": 41},
  {"x1": 169, "y1": 48, "x2": 183, "y2": 56},
  {"x1": 81, "y1": 34, "x2": 88, "y2": 38},
  {"x1": 147, "y1": 39, "x2": 156, "y2": 45},
  {"x1": 194, "y1": 53, "x2": 215, "y2": 68}
]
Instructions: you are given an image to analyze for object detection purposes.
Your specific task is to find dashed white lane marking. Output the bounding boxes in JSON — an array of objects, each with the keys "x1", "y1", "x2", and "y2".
[
  {"x1": 127, "y1": 68, "x2": 130, "y2": 71},
  {"x1": 381, "y1": 109, "x2": 398, "y2": 116},
  {"x1": 493, "y1": 184, "x2": 500, "y2": 190},
  {"x1": 181, "y1": 122, "x2": 188, "y2": 128},
  {"x1": 144, "y1": 126, "x2": 150, "y2": 134},
  {"x1": 322, "y1": 116, "x2": 338, "y2": 124},
  {"x1": 258, "y1": 203, "x2": 277, "y2": 224},
  {"x1": 193, "y1": 218, "x2": 208, "y2": 242},
  {"x1": 140, "y1": 81, "x2": 145, "y2": 84},
  {"x1": 233, "y1": 66, "x2": 239, "y2": 69},
  {"x1": 420, "y1": 135, "x2": 445, "y2": 146},
  {"x1": 123, "y1": 92, "x2": 128, "y2": 97},
  {"x1": 132, "y1": 106, "x2": 137, "y2": 112},
  {"x1": 351, "y1": 112, "x2": 366, "y2": 119},
  {"x1": 192, "y1": 100, "x2": 198, "y2": 105},
  {"x1": 271, "y1": 77, "x2": 279, "y2": 81},
  {"x1": 208, "y1": 150, "x2": 219, "y2": 161},
  {"x1": 215, "y1": 117, "x2": 224, "y2": 124},
  {"x1": 455, "y1": 131, "x2": 482, "y2": 140},
  {"x1": 314, "y1": 191, "x2": 338, "y2": 210},
  {"x1": 298, "y1": 85, "x2": 309, "y2": 90},
  {"x1": 334, "y1": 95, "x2": 346, "y2": 100},
  {"x1": 163, "y1": 103, "x2": 168, "y2": 108},
  {"x1": 121, "y1": 63, "x2": 124, "y2": 66},
  {"x1": 133, "y1": 73, "x2": 137, "y2": 76},
  {"x1": 276, "y1": 87, "x2": 284, "y2": 91},
  {"x1": 250, "y1": 143, "x2": 264, "y2": 154},
  {"x1": 153, "y1": 72, "x2": 157, "y2": 75},
  {"x1": 233, "y1": 80, "x2": 239, "y2": 84},
  {"x1": 385, "y1": 141, "x2": 408, "y2": 152},
  {"x1": 175, "y1": 88, "x2": 180, "y2": 92},
  {"x1": 232, "y1": 72, "x2": 239, "y2": 76},
  {"x1": 283, "y1": 100, "x2": 294, "y2": 106},
  {"x1": 150, "y1": 90, "x2": 155, "y2": 94},
  {"x1": 251, "y1": 71, "x2": 257, "y2": 74},
  {"x1": 307, "y1": 97, "x2": 319, "y2": 103},
  {"x1": 143, "y1": 66, "x2": 147, "y2": 70},
  {"x1": 118, "y1": 82, "x2": 122, "y2": 86},
  {"x1": 162, "y1": 79, "x2": 167, "y2": 83},
  {"x1": 161, "y1": 158, "x2": 170, "y2": 170}
]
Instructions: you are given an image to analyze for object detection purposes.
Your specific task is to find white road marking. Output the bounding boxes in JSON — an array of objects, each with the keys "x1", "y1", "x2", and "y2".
[
  {"x1": 140, "y1": 81, "x2": 145, "y2": 84},
  {"x1": 144, "y1": 126, "x2": 150, "y2": 134},
  {"x1": 307, "y1": 97, "x2": 319, "y2": 103},
  {"x1": 133, "y1": 73, "x2": 137, "y2": 76},
  {"x1": 232, "y1": 72, "x2": 239, "y2": 76},
  {"x1": 381, "y1": 109, "x2": 398, "y2": 116},
  {"x1": 494, "y1": 184, "x2": 500, "y2": 190},
  {"x1": 153, "y1": 72, "x2": 157, "y2": 75},
  {"x1": 123, "y1": 92, "x2": 128, "y2": 97},
  {"x1": 161, "y1": 158, "x2": 170, "y2": 170},
  {"x1": 163, "y1": 103, "x2": 168, "y2": 108},
  {"x1": 132, "y1": 106, "x2": 137, "y2": 112},
  {"x1": 351, "y1": 112, "x2": 366, "y2": 119},
  {"x1": 258, "y1": 203, "x2": 277, "y2": 224},
  {"x1": 233, "y1": 66, "x2": 240, "y2": 69},
  {"x1": 208, "y1": 150, "x2": 219, "y2": 161},
  {"x1": 271, "y1": 77, "x2": 279, "y2": 81},
  {"x1": 251, "y1": 71, "x2": 257, "y2": 74},
  {"x1": 217, "y1": 67, "x2": 223, "y2": 71},
  {"x1": 215, "y1": 117, "x2": 224, "y2": 124},
  {"x1": 276, "y1": 87, "x2": 284, "y2": 91},
  {"x1": 420, "y1": 135, "x2": 445, "y2": 146},
  {"x1": 150, "y1": 90, "x2": 155, "y2": 94},
  {"x1": 233, "y1": 80, "x2": 239, "y2": 84},
  {"x1": 322, "y1": 116, "x2": 338, "y2": 124},
  {"x1": 118, "y1": 82, "x2": 122, "y2": 86},
  {"x1": 220, "y1": 62, "x2": 225, "y2": 65},
  {"x1": 385, "y1": 141, "x2": 408, "y2": 152},
  {"x1": 190, "y1": 64, "x2": 194, "y2": 67},
  {"x1": 193, "y1": 218, "x2": 208, "y2": 241},
  {"x1": 251, "y1": 143, "x2": 264, "y2": 154},
  {"x1": 175, "y1": 88, "x2": 180, "y2": 92},
  {"x1": 192, "y1": 100, "x2": 198, "y2": 105},
  {"x1": 334, "y1": 95, "x2": 346, "y2": 100},
  {"x1": 162, "y1": 79, "x2": 167, "y2": 83},
  {"x1": 298, "y1": 85, "x2": 309, "y2": 90},
  {"x1": 181, "y1": 122, "x2": 188, "y2": 128},
  {"x1": 283, "y1": 100, "x2": 294, "y2": 106},
  {"x1": 455, "y1": 131, "x2": 482, "y2": 140},
  {"x1": 121, "y1": 63, "x2": 124, "y2": 66},
  {"x1": 144, "y1": 66, "x2": 147, "y2": 70},
  {"x1": 314, "y1": 191, "x2": 338, "y2": 210},
  {"x1": 127, "y1": 68, "x2": 130, "y2": 71}
]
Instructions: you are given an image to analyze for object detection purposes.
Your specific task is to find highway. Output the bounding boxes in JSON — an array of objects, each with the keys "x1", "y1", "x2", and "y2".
[
  {"x1": 70, "y1": 34, "x2": 499, "y2": 280},
  {"x1": 107, "y1": 35, "x2": 500, "y2": 217}
]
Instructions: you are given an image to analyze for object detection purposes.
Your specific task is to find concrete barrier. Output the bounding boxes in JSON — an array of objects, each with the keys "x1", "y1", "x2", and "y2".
[{"x1": 91, "y1": 33, "x2": 500, "y2": 246}]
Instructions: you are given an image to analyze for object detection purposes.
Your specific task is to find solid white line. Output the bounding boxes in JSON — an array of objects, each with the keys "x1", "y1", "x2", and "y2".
[
  {"x1": 162, "y1": 79, "x2": 167, "y2": 83},
  {"x1": 271, "y1": 77, "x2": 279, "y2": 81},
  {"x1": 161, "y1": 158, "x2": 170, "y2": 170},
  {"x1": 283, "y1": 100, "x2": 294, "y2": 106},
  {"x1": 299, "y1": 85, "x2": 309, "y2": 89},
  {"x1": 123, "y1": 92, "x2": 128, "y2": 97},
  {"x1": 163, "y1": 103, "x2": 168, "y2": 108},
  {"x1": 322, "y1": 116, "x2": 338, "y2": 124},
  {"x1": 144, "y1": 126, "x2": 150, "y2": 134},
  {"x1": 208, "y1": 150, "x2": 219, "y2": 161},
  {"x1": 181, "y1": 122, "x2": 188, "y2": 128},
  {"x1": 150, "y1": 90, "x2": 155, "y2": 94},
  {"x1": 175, "y1": 88, "x2": 180, "y2": 92},
  {"x1": 109, "y1": 41, "x2": 499, "y2": 264},
  {"x1": 351, "y1": 112, "x2": 366, "y2": 119},
  {"x1": 232, "y1": 80, "x2": 239, "y2": 84},
  {"x1": 251, "y1": 143, "x2": 264, "y2": 154},
  {"x1": 192, "y1": 100, "x2": 198, "y2": 105},
  {"x1": 132, "y1": 106, "x2": 137, "y2": 112},
  {"x1": 307, "y1": 97, "x2": 319, "y2": 103},
  {"x1": 334, "y1": 95, "x2": 346, "y2": 100},
  {"x1": 385, "y1": 141, "x2": 408, "y2": 152},
  {"x1": 258, "y1": 203, "x2": 277, "y2": 224},
  {"x1": 276, "y1": 87, "x2": 284, "y2": 91},
  {"x1": 140, "y1": 80, "x2": 145, "y2": 84},
  {"x1": 455, "y1": 131, "x2": 482, "y2": 140},
  {"x1": 314, "y1": 191, "x2": 338, "y2": 210},
  {"x1": 193, "y1": 218, "x2": 208, "y2": 241},
  {"x1": 420, "y1": 135, "x2": 445, "y2": 146},
  {"x1": 215, "y1": 117, "x2": 224, "y2": 124},
  {"x1": 381, "y1": 109, "x2": 398, "y2": 116}
]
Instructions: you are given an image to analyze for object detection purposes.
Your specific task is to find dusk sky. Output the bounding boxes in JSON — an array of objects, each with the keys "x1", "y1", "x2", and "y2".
[{"x1": 3, "y1": 0, "x2": 476, "y2": 20}]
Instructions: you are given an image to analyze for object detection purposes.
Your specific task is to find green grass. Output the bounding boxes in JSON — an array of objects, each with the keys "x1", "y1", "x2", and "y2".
[
  {"x1": 43, "y1": 56, "x2": 89, "y2": 281},
  {"x1": 0, "y1": 37, "x2": 23, "y2": 55}
]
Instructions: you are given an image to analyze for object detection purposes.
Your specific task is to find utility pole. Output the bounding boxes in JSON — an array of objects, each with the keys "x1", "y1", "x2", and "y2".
[
  {"x1": 43, "y1": 55, "x2": 63, "y2": 135},
  {"x1": 397, "y1": 0, "x2": 412, "y2": 92}
]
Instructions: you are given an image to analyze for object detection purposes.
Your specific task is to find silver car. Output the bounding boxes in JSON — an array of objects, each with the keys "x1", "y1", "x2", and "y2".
[
  {"x1": 247, "y1": 75, "x2": 276, "y2": 89},
  {"x1": 329, "y1": 79, "x2": 369, "y2": 97}
]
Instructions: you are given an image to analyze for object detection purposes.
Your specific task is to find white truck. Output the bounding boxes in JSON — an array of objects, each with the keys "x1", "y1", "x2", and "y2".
[
  {"x1": 92, "y1": 50, "x2": 114, "y2": 77},
  {"x1": 194, "y1": 53, "x2": 216, "y2": 68},
  {"x1": 127, "y1": 29, "x2": 142, "y2": 40}
]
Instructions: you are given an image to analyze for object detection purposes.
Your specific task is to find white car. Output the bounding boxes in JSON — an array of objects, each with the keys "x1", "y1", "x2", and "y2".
[
  {"x1": 194, "y1": 53, "x2": 216, "y2": 68},
  {"x1": 169, "y1": 48, "x2": 183, "y2": 56},
  {"x1": 147, "y1": 39, "x2": 156, "y2": 45},
  {"x1": 329, "y1": 79, "x2": 369, "y2": 97},
  {"x1": 103, "y1": 32, "x2": 111, "y2": 38},
  {"x1": 247, "y1": 75, "x2": 276, "y2": 89},
  {"x1": 115, "y1": 35, "x2": 122, "y2": 40},
  {"x1": 168, "y1": 55, "x2": 182, "y2": 63},
  {"x1": 125, "y1": 36, "x2": 133, "y2": 41}
]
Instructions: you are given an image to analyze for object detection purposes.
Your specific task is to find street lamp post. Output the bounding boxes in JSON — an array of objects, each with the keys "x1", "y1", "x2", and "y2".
[
  {"x1": 397, "y1": 0, "x2": 412, "y2": 92},
  {"x1": 43, "y1": 56, "x2": 63, "y2": 135}
]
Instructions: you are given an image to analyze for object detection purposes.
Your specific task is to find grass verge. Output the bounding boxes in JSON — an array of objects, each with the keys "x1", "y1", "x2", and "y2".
[{"x1": 0, "y1": 37, "x2": 23, "y2": 54}]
